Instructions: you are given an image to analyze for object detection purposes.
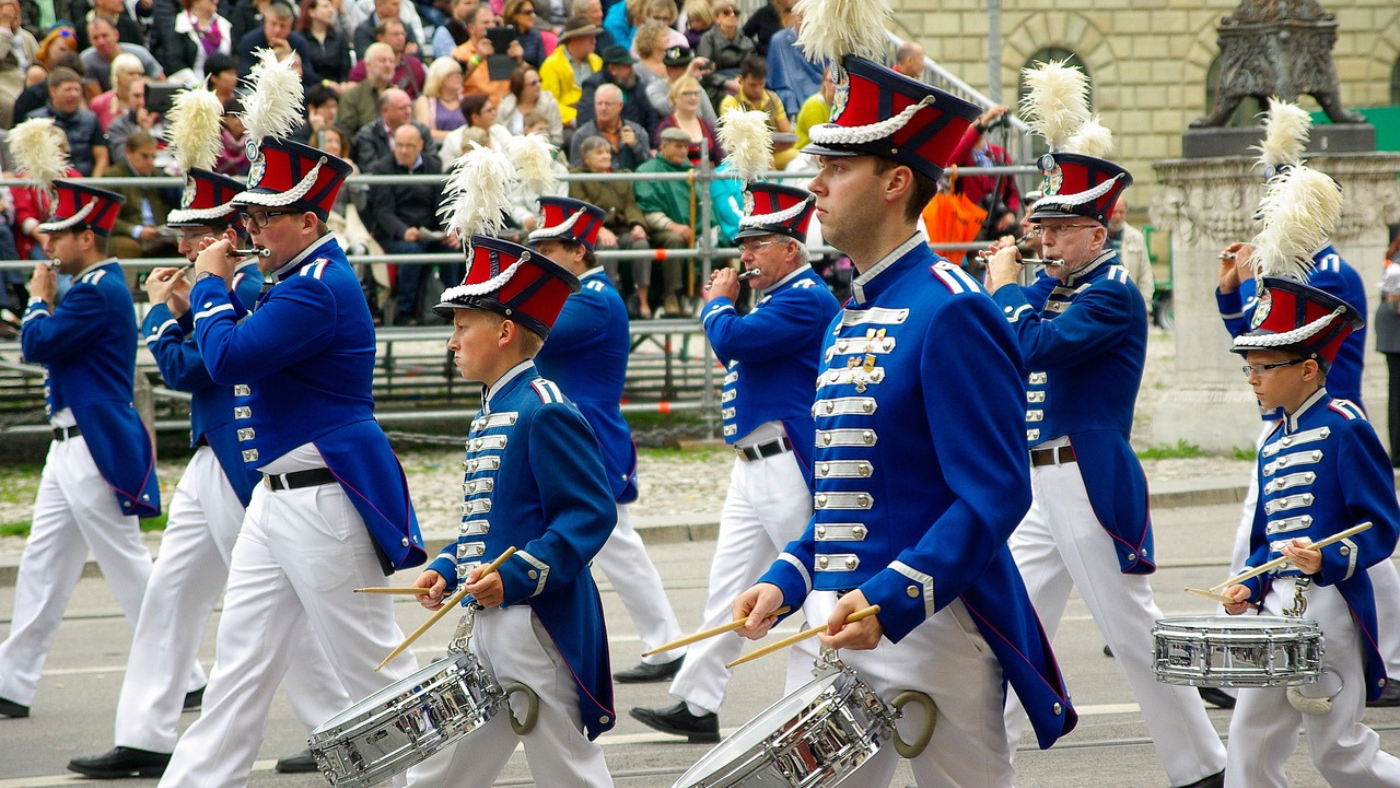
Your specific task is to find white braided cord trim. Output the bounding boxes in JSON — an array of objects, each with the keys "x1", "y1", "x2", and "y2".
[
  {"x1": 440, "y1": 258, "x2": 526, "y2": 301},
  {"x1": 1031, "y1": 173, "x2": 1125, "y2": 211},
  {"x1": 809, "y1": 96, "x2": 935, "y2": 147},
  {"x1": 168, "y1": 203, "x2": 237, "y2": 223},
  {"x1": 528, "y1": 209, "x2": 585, "y2": 241},
  {"x1": 37, "y1": 198, "x2": 98, "y2": 232},
  {"x1": 1232, "y1": 305, "x2": 1347, "y2": 350},
  {"x1": 233, "y1": 159, "x2": 326, "y2": 207},
  {"x1": 740, "y1": 197, "x2": 812, "y2": 229}
]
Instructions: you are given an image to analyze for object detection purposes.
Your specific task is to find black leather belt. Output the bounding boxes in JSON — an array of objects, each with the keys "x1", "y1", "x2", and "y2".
[
  {"x1": 263, "y1": 468, "x2": 337, "y2": 491},
  {"x1": 52, "y1": 425, "x2": 82, "y2": 441},
  {"x1": 737, "y1": 436, "x2": 793, "y2": 462},
  {"x1": 1030, "y1": 445, "x2": 1076, "y2": 467}
]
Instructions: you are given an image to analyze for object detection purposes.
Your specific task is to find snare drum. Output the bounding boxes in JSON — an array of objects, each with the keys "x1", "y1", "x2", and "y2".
[
  {"x1": 1153, "y1": 615, "x2": 1323, "y2": 688},
  {"x1": 309, "y1": 652, "x2": 535, "y2": 788},
  {"x1": 671, "y1": 665, "x2": 934, "y2": 788}
]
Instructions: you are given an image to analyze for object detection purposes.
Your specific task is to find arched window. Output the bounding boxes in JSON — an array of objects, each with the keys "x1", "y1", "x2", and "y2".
[
  {"x1": 1204, "y1": 53, "x2": 1263, "y2": 127},
  {"x1": 1017, "y1": 48, "x2": 1093, "y2": 159}
]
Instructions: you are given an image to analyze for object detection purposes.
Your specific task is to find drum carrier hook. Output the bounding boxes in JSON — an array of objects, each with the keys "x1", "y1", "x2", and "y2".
[
  {"x1": 1286, "y1": 576, "x2": 1311, "y2": 617},
  {"x1": 816, "y1": 647, "x2": 937, "y2": 760},
  {"x1": 448, "y1": 604, "x2": 541, "y2": 735}
]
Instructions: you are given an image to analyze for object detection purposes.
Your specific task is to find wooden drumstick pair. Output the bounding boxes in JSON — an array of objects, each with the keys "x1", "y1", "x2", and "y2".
[
  {"x1": 726, "y1": 605, "x2": 880, "y2": 669},
  {"x1": 1183, "y1": 521, "x2": 1373, "y2": 605},
  {"x1": 640, "y1": 606, "x2": 792, "y2": 657},
  {"x1": 373, "y1": 546, "x2": 516, "y2": 672}
]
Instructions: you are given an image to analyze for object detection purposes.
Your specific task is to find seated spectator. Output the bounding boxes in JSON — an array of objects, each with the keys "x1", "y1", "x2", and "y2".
[
  {"x1": 645, "y1": 44, "x2": 717, "y2": 125},
  {"x1": 695, "y1": 0, "x2": 751, "y2": 109},
  {"x1": 27, "y1": 67, "x2": 109, "y2": 177},
  {"x1": 440, "y1": 93, "x2": 511, "y2": 162},
  {"x1": 450, "y1": 4, "x2": 518, "y2": 102},
  {"x1": 654, "y1": 76, "x2": 722, "y2": 165},
  {"x1": 681, "y1": 0, "x2": 711, "y2": 50},
  {"x1": 628, "y1": 0, "x2": 684, "y2": 60},
  {"x1": 107, "y1": 131, "x2": 178, "y2": 263},
  {"x1": 89, "y1": 52, "x2": 143, "y2": 129},
  {"x1": 339, "y1": 42, "x2": 397, "y2": 137},
  {"x1": 83, "y1": 0, "x2": 148, "y2": 49},
  {"x1": 764, "y1": 8, "x2": 819, "y2": 117},
  {"x1": 80, "y1": 16, "x2": 164, "y2": 99},
  {"x1": 571, "y1": 0, "x2": 615, "y2": 52},
  {"x1": 570, "y1": 134, "x2": 653, "y2": 317},
  {"x1": 354, "y1": 87, "x2": 438, "y2": 168},
  {"x1": 343, "y1": 0, "x2": 426, "y2": 57},
  {"x1": 204, "y1": 52, "x2": 238, "y2": 104},
  {"x1": 305, "y1": 83, "x2": 341, "y2": 135},
  {"x1": 229, "y1": 0, "x2": 273, "y2": 45},
  {"x1": 214, "y1": 95, "x2": 248, "y2": 175},
  {"x1": 312, "y1": 123, "x2": 385, "y2": 319},
  {"x1": 578, "y1": 44, "x2": 657, "y2": 131},
  {"x1": 12, "y1": 152, "x2": 81, "y2": 262},
  {"x1": 346, "y1": 17, "x2": 425, "y2": 98},
  {"x1": 161, "y1": 0, "x2": 233, "y2": 86},
  {"x1": 601, "y1": 0, "x2": 641, "y2": 52},
  {"x1": 15, "y1": 26, "x2": 77, "y2": 122},
  {"x1": 236, "y1": 0, "x2": 319, "y2": 85},
  {"x1": 632, "y1": 20, "x2": 670, "y2": 83},
  {"x1": 433, "y1": 0, "x2": 477, "y2": 58},
  {"x1": 414, "y1": 56, "x2": 466, "y2": 142},
  {"x1": 569, "y1": 82, "x2": 650, "y2": 170},
  {"x1": 299, "y1": 0, "x2": 353, "y2": 86},
  {"x1": 352, "y1": 0, "x2": 421, "y2": 58},
  {"x1": 506, "y1": 110, "x2": 569, "y2": 231},
  {"x1": 792, "y1": 67, "x2": 830, "y2": 152},
  {"x1": 634, "y1": 126, "x2": 693, "y2": 316},
  {"x1": 539, "y1": 15, "x2": 601, "y2": 128},
  {"x1": 719, "y1": 55, "x2": 794, "y2": 168},
  {"x1": 0, "y1": 0, "x2": 39, "y2": 128},
  {"x1": 742, "y1": 0, "x2": 789, "y2": 57},
  {"x1": 893, "y1": 39, "x2": 924, "y2": 80},
  {"x1": 366, "y1": 123, "x2": 460, "y2": 325},
  {"x1": 535, "y1": 0, "x2": 572, "y2": 34},
  {"x1": 497, "y1": 63, "x2": 563, "y2": 144},
  {"x1": 105, "y1": 76, "x2": 162, "y2": 164},
  {"x1": 502, "y1": 0, "x2": 546, "y2": 68}
]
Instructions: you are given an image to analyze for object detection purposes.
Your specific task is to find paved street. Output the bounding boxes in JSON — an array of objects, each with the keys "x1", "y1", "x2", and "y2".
[{"x1": 1, "y1": 501, "x2": 1398, "y2": 787}]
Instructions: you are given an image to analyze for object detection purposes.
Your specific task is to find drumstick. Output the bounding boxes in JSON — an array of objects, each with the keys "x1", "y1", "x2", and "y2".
[
  {"x1": 641, "y1": 606, "x2": 791, "y2": 657},
  {"x1": 725, "y1": 605, "x2": 880, "y2": 669},
  {"x1": 1183, "y1": 587, "x2": 1260, "y2": 610},
  {"x1": 374, "y1": 546, "x2": 517, "y2": 672},
  {"x1": 354, "y1": 587, "x2": 432, "y2": 595},
  {"x1": 1209, "y1": 521, "x2": 1373, "y2": 592}
]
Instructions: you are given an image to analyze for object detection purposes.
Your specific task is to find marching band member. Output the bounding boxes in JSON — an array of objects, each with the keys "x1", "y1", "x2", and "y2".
[
  {"x1": 410, "y1": 144, "x2": 616, "y2": 788},
  {"x1": 1220, "y1": 161, "x2": 1400, "y2": 787},
  {"x1": 733, "y1": 3, "x2": 1077, "y2": 784},
  {"x1": 524, "y1": 190, "x2": 689, "y2": 683},
  {"x1": 0, "y1": 141, "x2": 163, "y2": 719},
  {"x1": 156, "y1": 50, "x2": 425, "y2": 788},
  {"x1": 984, "y1": 62, "x2": 1227, "y2": 788},
  {"x1": 632, "y1": 109, "x2": 839, "y2": 742},
  {"x1": 68, "y1": 84, "x2": 349, "y2": 779}
]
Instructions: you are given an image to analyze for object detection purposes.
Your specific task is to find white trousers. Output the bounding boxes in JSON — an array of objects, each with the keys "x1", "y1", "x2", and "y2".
[
  {"x1": 1004, "y1": 460, "x2": 1227, "y2": 787},
  {"x1": 590, "y1": 502, "x2": 686, "y2": 664},
  {"x1": 406, "y1": 605, "x2": 614, "y2": 788},
  {"x1": 0, "y1": 437, "x2": 165, "y2": 706},
  {"x1": 797, "y1": 591, "x2": 1011, "y2": 788},
  {"x1": 157, "y1": 482, "x2": 418, "y2": 788},
  {"x1": 669, "y1": 452, "x2": 815, "y2": 714},
  {"x1": 1225, "y1": 580, "x2": 1400, "y2": 788},
  {"x1": 115, "y1": 447, "x2": 351, "y2": 753}
]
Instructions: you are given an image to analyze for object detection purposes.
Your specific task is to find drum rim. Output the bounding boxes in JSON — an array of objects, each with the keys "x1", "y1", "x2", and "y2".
[{"x1": 314, "y1": 654, "x2": 480, "y2": 733}]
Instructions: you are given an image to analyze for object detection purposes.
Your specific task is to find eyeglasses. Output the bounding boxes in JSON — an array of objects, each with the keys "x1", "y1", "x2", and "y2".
[
  {"x1": 1241, "y1": 359, "x2": 1306, "y2": 377},
  {"x1": 1032, "y1": 223, "x2": 1098, "y2": 238},
  {"x1": 679, "y1": 90, "x2": 701, "y2": 97},
  {"x1": 238, "y1": 210, "x2": 300, "y2": 228},
  {"x1": 737, "y1": 237, "x2": 781, "y2": 253},
  {"x1": 517, "y1": 7, "x2": 534, "y2": 14}
]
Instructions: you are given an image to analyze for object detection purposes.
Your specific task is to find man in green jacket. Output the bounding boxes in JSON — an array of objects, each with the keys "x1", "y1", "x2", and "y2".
[{"x1": 634, "y1": 127, "x2": 692, "y2": 315}]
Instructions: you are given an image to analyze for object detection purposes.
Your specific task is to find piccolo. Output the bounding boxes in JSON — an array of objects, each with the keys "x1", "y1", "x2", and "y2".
[
  {"x1": 736, "y1": 268, "x2": 762, "y2": 280},
  {"x1": 233, "y1": 248, "x2": 272, "y2": 258},
  {"x1": 46, "y1": 258, "x2": 61, "y2": 269}
]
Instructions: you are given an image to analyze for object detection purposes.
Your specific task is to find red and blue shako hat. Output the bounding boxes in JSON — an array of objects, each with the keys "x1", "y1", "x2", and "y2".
[
  {"x1": 527, "y1": 196, "x2": 606, "y2": 250},
  {"x1": 168, "y1": 168, "x2": 245, "y2": 228},
  {"x1": 804, "y1": 56, "x2": 980, "y2": 181},
  {"x1": 232, "y1": 137, "x2": 352, "y2": 221},
  {"x1": 37, "y1": 180, "x2": 125, "y2": 236},
  {"x1": 1231, "y1": 276, "x2": 1362, "y2": 371},
  {"x1": 433, "y1": 235, "x2": 582, "y2": 340},
  {"x1": 1029, "y1": 152, "x2": 1132, "y2": 226},
  {"x1": 735, "y1": 182, "x2": 816, "y2": 242}
]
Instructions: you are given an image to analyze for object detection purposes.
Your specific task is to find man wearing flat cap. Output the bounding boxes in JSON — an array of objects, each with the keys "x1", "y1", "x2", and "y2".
[{"x1": 578, "y1": 43, "x2": 657, "y2": 131}]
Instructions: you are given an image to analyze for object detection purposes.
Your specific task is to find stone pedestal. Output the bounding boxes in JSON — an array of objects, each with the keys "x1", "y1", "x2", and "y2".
[{"x1": 1149, "y1": 152, "x2": 1400, "y2": 453}]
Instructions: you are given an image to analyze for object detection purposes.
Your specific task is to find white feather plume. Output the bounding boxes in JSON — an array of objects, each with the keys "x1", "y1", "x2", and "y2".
[
  {"x1": 1064, "y1": 115, "x2": 1114, "y2": 158},
  {"x1": 8, "y1": 118, "x2": 70, "y2": 197},
  {"x1": 505, "y1": 133, "x2": 558, "y2": 196},
  {"x1": 793, "y1": 0, "x2": 891, "y2": 71},
  {"x1": 165, "y1": 87, "x2": 226, "y2": 173},
  {"x1": 438, "y1": 142, "x2": 517, "y2": 242},
  {"x1": 718, "y1": 109, "x2": 773, "y2": 182},
  {"x1": 1249, "y1": 164, "x2": 1342, "y2": 281},
  {"x1": 1254, "y1": 97, "x2": 1311, "y2": 171},
  {"x1": 1018, "y1": 60, "x2": 1092, "y2": 152},
  {"x1": 239, "y1": 49, "x2": 305, "y2": 146}
]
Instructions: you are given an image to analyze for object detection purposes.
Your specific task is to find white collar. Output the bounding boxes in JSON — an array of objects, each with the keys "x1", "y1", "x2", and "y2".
[
  {"x1": 1283, "y1": 386, "x2": 1328, "y2": 433},
  {"x1": 269, "y1": 233, "x2": 335, "y2": 282},
  {"x1": 761, "y1": 263, "x2": 811, "y2": 296},
  {"x1": 483, "y1": 359, "x2": 535, "y2": 412},
  {"x1": 74, "y1": 257, "x2": 117, "y2": 279},
  {"x1": 581, "y1": 265, "x2": 607, "y2": 280},
  {"x1": 851, "y1": 234, "x2": 923, "y2": 305}
]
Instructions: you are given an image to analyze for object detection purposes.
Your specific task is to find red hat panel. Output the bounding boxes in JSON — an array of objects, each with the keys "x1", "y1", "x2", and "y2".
[
  {"x1": 1231, "y1": 276, "x2": 1363, "y2": 369},
  {"x1": 168, "y1": 168, "x2": 245, "y2": 227},
  {"x1": 233, "y1": 138, "x2": 352, "y2": 220},
  {"x1": 527, "y1": 197, "x2": 606, "y2": 250},
  {"x1": 1029, "y1": 152, "x2": 1133, "y2": 226},
  {"x1": 433, "y1": 235, "x2": 582, "y2": 339},
  {"x1": 37, "y1": 181, "x2": 125, "y2": 236},
  {"x1": 735, "y1": 182, "x2": 815, "y2": 242}
]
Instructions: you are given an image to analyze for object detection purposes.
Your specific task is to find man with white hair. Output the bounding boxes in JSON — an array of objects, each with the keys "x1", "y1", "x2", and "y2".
[
  {"x1": 339, "y1": 41, "x2": 397, "y2": 137},
  {"x1": 568, "y1": 82, "x2": 651, "y2": 171}
]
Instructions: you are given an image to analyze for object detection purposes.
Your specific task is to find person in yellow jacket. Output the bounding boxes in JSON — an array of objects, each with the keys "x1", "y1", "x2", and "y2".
[{"x1": 539, "y1": 16, "x2": 602, "y2": 127}]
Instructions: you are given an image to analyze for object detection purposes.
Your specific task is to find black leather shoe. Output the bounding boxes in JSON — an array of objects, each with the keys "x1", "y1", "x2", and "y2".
[
  {"x1": 275, "y1": 749, "x2": 319, "y2": 773},
  {"x1": 182, "y1": 686, "x2": 204, "y2": 712},
  {"x1": 1368, "y1": 681, "x2": 1400, "y2": 707},
  {"x1": 614, "y1": 656, "x2": 684, "y2": 684},
  {"x1": 1173, "y1": 769, "x2": 1224, "y2": 788},
  {"x1": 0, "y1": 696, "x2": 29, "y2": 718},
  {"x1": 67, "y1": 747, "x2": 172, "y2": 779},
  {"x1": 1103, "y1": 644, "x2": 1114, "y2": 658},
  {"x1": 630, "y1": 702, "x2": 719, "y2": 743},
  {"x1": 1197, "y1": 686, "x2": 1237, "y2": 709}
]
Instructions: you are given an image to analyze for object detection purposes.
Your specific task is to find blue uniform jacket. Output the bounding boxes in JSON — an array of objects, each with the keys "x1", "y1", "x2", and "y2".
[
  {"x1": 702, "y1": 264, "x2": 841, "y2": 483},
  {"x1": 1239, "y1": 389, "x2": 1400, "y2": 701},
  {"x1": 141, "y1": 261, "x2": 263, "y2": 506},
  {"x1": 534, "y1": 267, "x2": 639, "y2": 503},
  {"x1": 426, "y1": 363, "x2": 617, "y2": 740},
  {"x1": 993, "y1": 252, "x2": 1155, "y2": 575},
  {"x1": 1216, "y1": 245, "x2": 1367, "y2": 407},
  {"x1": 758, "y1": 238, "x2": 1076, "y2": 750},
  {"x1": 21, "y1": 260, "x2": 160, "y2": 518},
  {"x1": 191, "y1": 235, "x2": 425, "y2": 571}
]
